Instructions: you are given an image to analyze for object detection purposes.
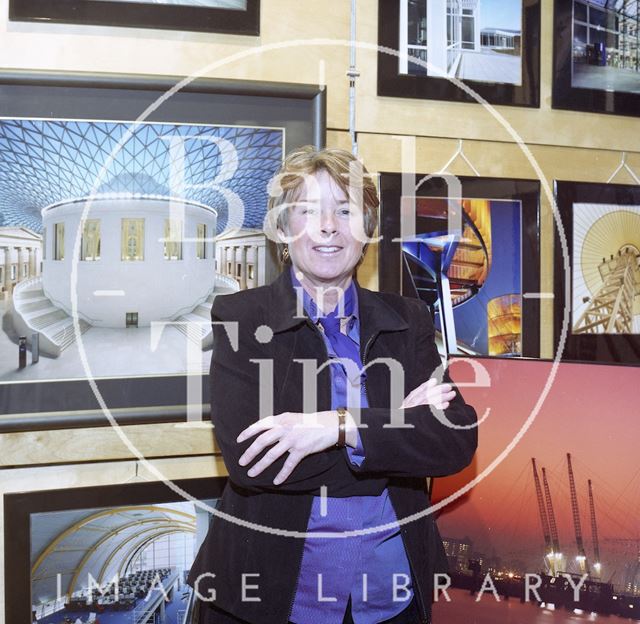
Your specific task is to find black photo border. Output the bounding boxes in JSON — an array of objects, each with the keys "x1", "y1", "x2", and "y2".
[
  {"x1": 377, "y1": 0, "x2": 541, "y2": 108},
  {"x1": 4, "y1": 476, "x2": 228, "y2": 624},
  {"x1": 378, "y1": 173, "x2": 541, "y2": 359},
  {"x1": 0, "y1": 70, "x2": 326, "y2": 432},
  {"x1": 9, "y1": 0, "x2": 260, "y2": 35},
  {"x1": 553, "y1": 180, "x2": 640, "y2": 365},
  {"x1": 552, "y1": 0, "x2": 640, "y2": 118}
]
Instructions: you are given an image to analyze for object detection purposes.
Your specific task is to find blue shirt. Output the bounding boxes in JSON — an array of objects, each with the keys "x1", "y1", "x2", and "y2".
[{"x1": 288, "y1": 268, "x2": 414, "y2": 624}]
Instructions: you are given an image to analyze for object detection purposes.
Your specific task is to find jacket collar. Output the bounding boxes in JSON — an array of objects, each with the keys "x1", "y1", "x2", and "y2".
[{"x1": 267, "y1": 268, "x2": 409, "y2": 341}]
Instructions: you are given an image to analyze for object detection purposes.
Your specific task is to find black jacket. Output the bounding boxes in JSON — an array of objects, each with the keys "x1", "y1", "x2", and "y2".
[{"x1": 187, "y1": 269, "x2": 477, "y2": 624}]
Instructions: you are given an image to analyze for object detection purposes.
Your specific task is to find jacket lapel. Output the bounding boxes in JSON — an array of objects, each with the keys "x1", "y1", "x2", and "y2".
[
  {"x1": 267, "y1": 268, "x2": 308, "y2": 333},
  {"x1": 354, "y1": 281, "x2": 409, "y2": 362}
]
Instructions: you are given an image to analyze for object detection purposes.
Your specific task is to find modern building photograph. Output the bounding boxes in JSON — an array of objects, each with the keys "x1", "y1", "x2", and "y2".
[
  {"x1": 0, "y1": 119, "x2": 282, "y2": 383},
  {"x1": 399, "y1": 0, "x2": 523, "y2": 84},
  {"x1": 572, "y1": 0, "x2": 640, "y2": 94},
  {"x1": 29, "y1": 498, "x2": 216, "y2": 624},
  {"x1": 401, "y1": 197, "x2": 522, "y2": 357},
  {"x1": 571, "y1": 203, "x2": 640, "y2": 334},
  {"x1": 432, "y1": 358, "x2": 640, "y2": 621}
]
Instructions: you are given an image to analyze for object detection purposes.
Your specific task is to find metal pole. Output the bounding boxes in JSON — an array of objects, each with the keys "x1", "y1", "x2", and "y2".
[{"x1": 348, "y1": 0, "x2": 360, "y2": 155}]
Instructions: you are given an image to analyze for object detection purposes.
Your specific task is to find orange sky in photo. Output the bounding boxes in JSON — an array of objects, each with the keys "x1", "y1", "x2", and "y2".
[{"x1": 432, "y1": 357, "x2": 639, "y2": 577}]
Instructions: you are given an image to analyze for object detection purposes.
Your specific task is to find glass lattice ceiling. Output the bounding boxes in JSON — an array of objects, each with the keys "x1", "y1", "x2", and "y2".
[{"x1": 0, "y1": 119, "x2": 283, "y2": 234}]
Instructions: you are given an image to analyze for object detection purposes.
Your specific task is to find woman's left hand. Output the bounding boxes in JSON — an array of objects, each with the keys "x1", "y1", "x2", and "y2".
[{"x1": 236, "y1": 411, "x2": 339, "y2": 485}]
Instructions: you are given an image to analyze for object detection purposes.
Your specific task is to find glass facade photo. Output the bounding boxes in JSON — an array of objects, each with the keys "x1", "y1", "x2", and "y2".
[
  {"x1": 572, "y1": 0, "x2": 640, "y2": 94},
  {"x1": 399, "y1": 0, "x2": 523, "y2": 84},
  {"x1": 481, "y1": 29, "x2": 520, "y2": 50}
]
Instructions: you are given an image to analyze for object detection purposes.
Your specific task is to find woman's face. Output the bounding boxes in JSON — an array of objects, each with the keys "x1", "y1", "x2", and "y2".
[{"x1": 279, "y1": 169, "x2": 365, "y2": 288}]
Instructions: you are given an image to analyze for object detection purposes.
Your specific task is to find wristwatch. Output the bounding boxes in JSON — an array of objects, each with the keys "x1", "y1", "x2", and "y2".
[{"x1": 335, "y1": 407, "x2": 347, "y2": 448}]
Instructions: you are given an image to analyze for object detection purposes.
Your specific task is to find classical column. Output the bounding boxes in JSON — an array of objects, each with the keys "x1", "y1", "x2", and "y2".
[
  {"x1": 0, "y1": 247, "x2": 6, "y2": 294},
  {"x1": 35, "y1": 246, "x2": 42, "y2": 276},
  {"x1": 233, "y1": 245, "x2": 239, "y2": 283},
  {"x1": 219, "y1": 243, "x2": 229, "y2": 275},
  {"x1": 15, "y1": 246, "x2": 25, "y2": 284},
  {"x1": 253, "y1": 243, "x2": 261, "y2": 288},
  {"x1": 240, "y1": 245, "x2": 248, "y2": 290},
  {"x1": 4, "y1": 245, "x2": 13, "y2": 297},
  {"x1": 28, "y1": 247, "x2": 35, "y2": 278}
]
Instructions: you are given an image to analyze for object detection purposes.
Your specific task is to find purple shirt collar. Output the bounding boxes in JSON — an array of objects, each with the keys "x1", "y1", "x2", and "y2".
[{"x1": 289, "y1": 265, "x2": 359, "y2": 324}]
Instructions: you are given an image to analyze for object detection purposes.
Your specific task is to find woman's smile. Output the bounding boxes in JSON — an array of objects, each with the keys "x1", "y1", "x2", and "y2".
[{"x1": 312, "y1": 244, "x2": 343, "y2": 255}]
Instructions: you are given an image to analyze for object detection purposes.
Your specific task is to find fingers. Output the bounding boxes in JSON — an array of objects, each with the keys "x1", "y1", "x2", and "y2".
[
  {"x1": 428, "y1": 387, "x2": 456, "y2": 410},
  {"x1": 402, "y1": 378, "x2": 456, "y2": 409},
  {"x1": 234, "y1": 410, "x2": 349, "y2": 485},
  {"x1": 273, "y1": 449, "x2": 304, "y2": 485},
  {"x1": 235, "y1": 412, "x2": 306, "y2": 485},
  {"x1": 402, "y1": 377, "x2": 436, "y2": 408},
  {"x1": 245, "y1": 439, "x2": 292, "y2": 479},
  {"x1": 236, "y1": 415, "x2": 276, "y2": 443},
  {"x1": 238, "y1": 426, "x2": 282, "y2": 467}
]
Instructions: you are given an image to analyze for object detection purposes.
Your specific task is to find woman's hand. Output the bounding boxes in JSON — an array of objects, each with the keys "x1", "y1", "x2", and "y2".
[
  {"x1": 236, "y1": 411, "x2": 340, "y2": 485},
  {"x1": 401, "y1": 377, "x2": 456, "y2": 410},
  {"x1": 235, "y1": 378, "x2": 454, "y2": 486}
]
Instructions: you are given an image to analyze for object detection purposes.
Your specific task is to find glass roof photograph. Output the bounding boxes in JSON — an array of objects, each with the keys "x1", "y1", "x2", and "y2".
[
  {"x1": 0, "y1": 118, "x2": 283, "y2": 234},
  {"x1": 0, "y1": 118, "x2": 283, "y2": 385}
]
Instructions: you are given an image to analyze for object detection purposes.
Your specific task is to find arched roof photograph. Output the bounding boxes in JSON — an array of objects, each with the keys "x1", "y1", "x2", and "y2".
[{"x1": 28, "y1": 498, "x2": 218, "y2": 623}]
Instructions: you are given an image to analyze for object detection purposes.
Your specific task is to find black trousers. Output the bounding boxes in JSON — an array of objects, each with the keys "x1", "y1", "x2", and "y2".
[{"x1": 196, "y1": 594, "x2": 421, "y2": 624}]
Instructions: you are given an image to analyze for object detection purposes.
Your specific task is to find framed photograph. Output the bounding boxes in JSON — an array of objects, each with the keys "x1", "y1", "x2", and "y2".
[
  {"x1": 377, "y1": 0, "x2": 541, "y2": 108},
  {"x1": 554, "y1": 180, "x2": 640, "y2": 365},
  {"x1": 378, "y1": 173, "x2": 541, "y2": 358},
  {"x1": 553, "y1": 0, "x2": 640, "y2": 117},
  {"x1": 430, "y1": 356, "x2": 639, "y2": 619},
  {"x1": 4, "y1": 476, "x2": 227, "y2": 623},
  {"x1": 9, "y1": 0, "x2": 260, "y2": 35},
  {"x1": 0, "y1": 71, "x2": 326, "y2": 431}
]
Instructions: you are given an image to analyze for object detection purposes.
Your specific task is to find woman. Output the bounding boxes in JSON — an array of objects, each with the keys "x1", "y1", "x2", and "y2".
[{"x1": 188, "y1": 146, "x2": 477, "y2": 624}]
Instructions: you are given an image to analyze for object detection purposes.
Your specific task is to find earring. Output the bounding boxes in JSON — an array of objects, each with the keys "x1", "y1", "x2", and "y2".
[{"x1": 281, "y1": 245, "x2": 290, "y2": 263}]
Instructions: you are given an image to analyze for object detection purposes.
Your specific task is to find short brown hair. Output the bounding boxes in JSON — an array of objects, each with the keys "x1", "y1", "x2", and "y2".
[{"x1": 266, "y1": 145, "x2": 379, "y2": 264}]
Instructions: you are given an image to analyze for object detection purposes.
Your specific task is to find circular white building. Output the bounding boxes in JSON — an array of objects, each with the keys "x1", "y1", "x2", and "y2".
[{"x1": 40, "y1": 195, "x2": 217, "y2": 328}]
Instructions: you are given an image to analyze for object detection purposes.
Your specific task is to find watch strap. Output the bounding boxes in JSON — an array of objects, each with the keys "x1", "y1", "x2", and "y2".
[{"x1": 335, "y1": 407, "x2": 347, "y2": 448}]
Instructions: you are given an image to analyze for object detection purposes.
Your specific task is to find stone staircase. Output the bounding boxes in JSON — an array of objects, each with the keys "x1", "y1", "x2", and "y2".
[
  {"x1": 173, "y1": 274, "x2": 240, "y2": 349},
  {"x1": 12, "y1": 274, "x2": 240, "y2": 356},
  {"x1": 11, "y1": 277, "x2": 91, "y2": 357}
]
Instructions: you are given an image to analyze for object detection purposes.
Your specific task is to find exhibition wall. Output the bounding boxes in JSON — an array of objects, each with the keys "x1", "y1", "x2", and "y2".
[{"x1": 0, "y1": 0, "x2": 638, "y2": 619}]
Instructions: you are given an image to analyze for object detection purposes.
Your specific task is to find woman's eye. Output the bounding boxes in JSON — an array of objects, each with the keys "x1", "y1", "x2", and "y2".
[{"x1": 339, "y1": 208, "x2": 352, "y2": 216}]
